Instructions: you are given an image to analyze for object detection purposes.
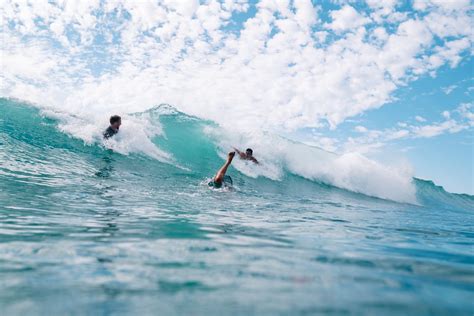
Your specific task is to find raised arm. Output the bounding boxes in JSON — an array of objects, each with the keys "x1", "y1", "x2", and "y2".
[
  {"x1": 233, "y1": 147, "x2": 246, "y2": 158},
  {"x1": 214, "y1": 152, "x2": 236, "y2": 184}
]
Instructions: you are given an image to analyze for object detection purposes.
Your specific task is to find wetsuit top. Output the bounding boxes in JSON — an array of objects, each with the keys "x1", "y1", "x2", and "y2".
[{"x1": 103, "y1": 126, "x2": 118, "y2": 139}]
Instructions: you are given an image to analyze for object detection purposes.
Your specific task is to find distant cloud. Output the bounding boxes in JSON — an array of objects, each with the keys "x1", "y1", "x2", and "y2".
[
  {"x1": 442, "y1": 85, "x2": 458, "y2": 94},
  {"x1": 342, "y1": 103, "x2": 473, "y2": 153},
  {"x1": 354, "y1": 125, "x2": 368, "y2": 133}
]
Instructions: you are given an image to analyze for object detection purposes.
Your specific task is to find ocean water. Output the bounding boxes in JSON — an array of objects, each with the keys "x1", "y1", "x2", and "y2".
[{"x1": 1, "y1": 98, "x2": 473, "y2": 315}]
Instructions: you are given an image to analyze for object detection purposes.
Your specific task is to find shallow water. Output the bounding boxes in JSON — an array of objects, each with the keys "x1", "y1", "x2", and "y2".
[{"x1": 1, "y1": 99, "x2": 473, "y2": 315}]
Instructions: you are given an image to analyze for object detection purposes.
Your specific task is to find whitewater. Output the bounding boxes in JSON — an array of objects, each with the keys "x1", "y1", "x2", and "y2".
[{"x1": 1, "y1": 98, "x2": 473, "y2": 315}]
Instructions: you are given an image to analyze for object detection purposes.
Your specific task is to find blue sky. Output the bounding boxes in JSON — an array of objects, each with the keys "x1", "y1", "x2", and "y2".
[
  {"x1": 288, "y1": 58, "x2": 473, "y2": 194},
  {"x1": 1, "y1": 0, "x2": 473, "y2": 194}
]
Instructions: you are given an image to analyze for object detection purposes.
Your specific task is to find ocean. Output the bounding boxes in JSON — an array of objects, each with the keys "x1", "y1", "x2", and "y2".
[{"x1": 1, "y1": 98, "x2": 473, "y2": 315}]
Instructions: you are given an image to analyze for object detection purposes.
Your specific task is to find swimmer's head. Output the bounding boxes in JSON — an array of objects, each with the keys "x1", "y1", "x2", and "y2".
[
  {"x1": 110, "y1": 115, "x2": 122, "y2": 129},
  {"x1": 246, "y1": 148, "x2": 253, "y2": 157}
]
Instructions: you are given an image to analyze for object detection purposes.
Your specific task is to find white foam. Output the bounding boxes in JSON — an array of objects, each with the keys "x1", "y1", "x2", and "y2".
[
  {"x1": 204, "y1": 127, "x2": 284, "y2": 181},
  {"x1": 207, "y1": 125, "x2": 417, "y2": 204},
  {"x1": 40, "y1": 108, "x2": 173, "y2": 164}
]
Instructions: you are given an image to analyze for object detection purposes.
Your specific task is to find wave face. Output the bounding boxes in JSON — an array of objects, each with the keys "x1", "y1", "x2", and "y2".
[
  {"x1": 1, "y1": 98, "x2": 472, "y2": 210},
  {"x1": 1, "y1": 98, "x2": 473, "y2": 315}
]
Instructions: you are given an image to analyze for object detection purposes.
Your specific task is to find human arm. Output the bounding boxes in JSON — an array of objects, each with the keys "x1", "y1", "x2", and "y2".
[
  {"x1": 233, "y1": 147, "x2": 246, "y2": 159},
  {"x1": 214, "y1": 152, "x2": 236, "y2": 183}
]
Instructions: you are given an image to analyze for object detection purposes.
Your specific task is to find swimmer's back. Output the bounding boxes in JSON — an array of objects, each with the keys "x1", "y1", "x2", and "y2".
[
  {"x1": 208, "y1": 175, "x2": 233, "y2": 188},
  {"x1": 103, "y1": 126, "x2": 118, "y2": 139}
]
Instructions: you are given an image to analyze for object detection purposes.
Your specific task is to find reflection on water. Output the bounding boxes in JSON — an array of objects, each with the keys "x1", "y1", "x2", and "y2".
[{"x1": 95, "y1": 155, "x2": 115, "y2": 179}]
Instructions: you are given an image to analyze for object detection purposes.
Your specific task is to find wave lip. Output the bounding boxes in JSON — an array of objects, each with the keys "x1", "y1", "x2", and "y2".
[{"x1": 414, "y1": 178, "x2": 474, "y2": 212}]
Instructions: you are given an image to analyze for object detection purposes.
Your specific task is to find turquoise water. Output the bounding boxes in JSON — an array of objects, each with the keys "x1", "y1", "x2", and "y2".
[{"x1": 1, "y1": 98, "x2": 473, "y2": 315}]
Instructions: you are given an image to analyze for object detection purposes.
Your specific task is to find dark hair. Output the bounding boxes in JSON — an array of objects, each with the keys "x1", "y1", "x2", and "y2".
[
  {"x1": 110, "y1": 115, "x2": 121, "y2": 125},
  {"x1": 246, "y1": 148, "x2": 253, "y2": 155}
]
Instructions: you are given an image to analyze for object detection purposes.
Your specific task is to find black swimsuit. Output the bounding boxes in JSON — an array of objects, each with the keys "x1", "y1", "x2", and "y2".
[
  {"x1": 103, "y1": 126, "x2": 118, "y2": 139},
  {"x1": 208, "y1": 175, "x2": 233, "y2": 188}
]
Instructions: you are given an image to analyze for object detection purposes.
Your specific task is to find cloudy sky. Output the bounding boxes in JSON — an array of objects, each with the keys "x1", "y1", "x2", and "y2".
[{"x1": 1, "y1": 0, "x2": 473, "y2": 194}]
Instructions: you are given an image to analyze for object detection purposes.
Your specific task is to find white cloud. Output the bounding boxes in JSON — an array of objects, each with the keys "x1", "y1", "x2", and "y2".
[
  {"x1": 293, "y1": 0, "x2": 318, "y2": 28},
  {"x1": 366, "y1": 0, "x2": 398, "y2": 11},
  {"x1": 415, "y1": 115, "x2": 427, "y2": 122},
  {"x1": 164, "y1": 0, "x2": 199, "y2": 17},
  {"x1": 386, "y1": 129, "x2": 410, "y2": 140},
  {"x1": 372, "y1": 27, "x2": 388, "y2": 41},
  {"x1": 340, "y1": 103, "x2": 473, "y2": 154},
  {"x1": 412, "y1": 119, "x2": 464, "y2": 138},
  {"x1": 457, "y1": 102, "x2": 474, "y2": 125},
  {"x1": 414, "y1": 0, "x2": 470, "y2": 12},
  {"x1": 412, "y1": 105, "x2": 472, "y2": 138},
  {"x1": 325, "y1": 5, "x2": 370, "y2": 32},
  {"x1": 0, "y1": 0, "x2": 472, "y2": 134},
  {"x1": 442, "y1": 85, "x2": 457, "y2": 94},
  {"x1": 366, "y1": 0, "x2": 399, "y2": 23},
  {"x1": 354, "y1": 125, "x2": 368, "y2": 133}
]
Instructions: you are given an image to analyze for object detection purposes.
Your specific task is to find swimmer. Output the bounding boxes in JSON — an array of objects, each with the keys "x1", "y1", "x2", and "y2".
[
  {"x1": 103, "y1": 115, "x2": 121, "y2": 139},
  {"x1": 234, "y1": 147, "x2": 259, "y2": 164},
  {"x1": 209, "y1": 151, "x2": 235, "y2": 188}
]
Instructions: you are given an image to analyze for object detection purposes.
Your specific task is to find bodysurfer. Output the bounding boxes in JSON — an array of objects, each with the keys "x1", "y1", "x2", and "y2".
[
  {"x1": 234, "y1": 147, "x2": 259, "y2": 164},
  {"x1": 103, "y1": 115, "x2": 121, "y2": 139}
]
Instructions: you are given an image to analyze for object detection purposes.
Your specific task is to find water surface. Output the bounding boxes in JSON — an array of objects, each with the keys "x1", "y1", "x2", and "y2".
[{"x1": 1, "y1": 99, "x2": 473, "y2": 315}]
